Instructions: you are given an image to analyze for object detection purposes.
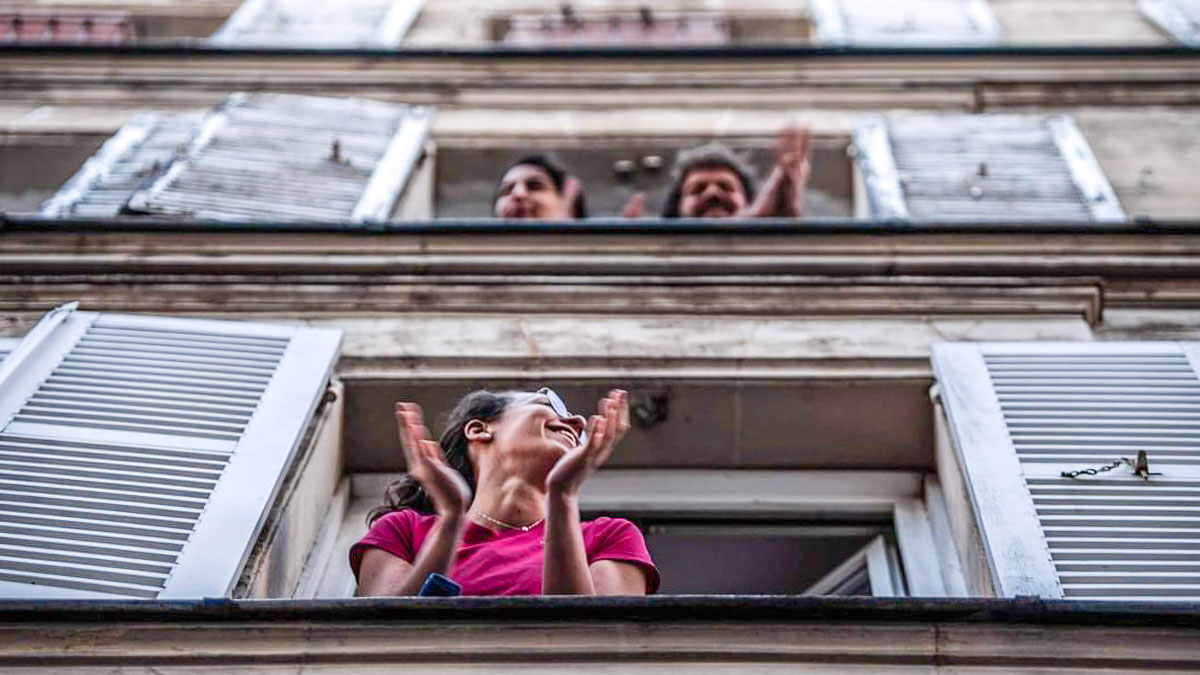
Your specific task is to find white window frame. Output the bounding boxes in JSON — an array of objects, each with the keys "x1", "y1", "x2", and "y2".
[{"x1": 802, "y1": 534, "x2": 905, "y2": 596}]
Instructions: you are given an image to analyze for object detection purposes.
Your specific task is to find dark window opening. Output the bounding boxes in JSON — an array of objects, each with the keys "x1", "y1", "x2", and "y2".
[
  {"x1": 435, "y1": 138, "x2": 854, "y2": 219},
  {"x1": 611, "y1": 516, "x2": 905, "y2": 596}
]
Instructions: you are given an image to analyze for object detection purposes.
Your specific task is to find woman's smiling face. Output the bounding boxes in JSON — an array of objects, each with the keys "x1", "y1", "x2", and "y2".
[{"x1": 484, "y1": 391, "x2": 587, "y2": 463}]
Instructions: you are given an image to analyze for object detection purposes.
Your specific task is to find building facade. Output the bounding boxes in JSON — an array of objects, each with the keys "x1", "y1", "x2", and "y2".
[{"x1": 1, "y1": 0, "x2": 1200, "y2": 670}]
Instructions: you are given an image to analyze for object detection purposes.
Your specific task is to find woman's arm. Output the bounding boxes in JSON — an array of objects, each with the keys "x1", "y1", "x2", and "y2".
[
  {"x1": 543, "y1": 391, "x2": 631, "y2": 595},
  {"x1": 356, "y1": 402, "x2": 471, "y2": 596},
  {"x1": 542, "y1": 491, "x2": 595, "y2": 594},
  {"x1": 591, "y1": 560, "x2": 649, "y2": 595},
  {"x1": 356, "y1": 513, "x2": 464, "y2": 596}
]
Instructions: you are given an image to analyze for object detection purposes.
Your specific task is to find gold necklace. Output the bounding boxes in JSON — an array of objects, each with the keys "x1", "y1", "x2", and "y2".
[{"x1": 472, "y1": 511, "x2": 544, "y2": 532}]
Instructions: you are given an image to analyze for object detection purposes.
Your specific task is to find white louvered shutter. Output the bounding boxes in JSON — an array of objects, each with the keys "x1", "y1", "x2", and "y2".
[
  {"x1": 854, "y1": 114, "x2": 1126, "y2": 222},
  {"x1": 810, "y1": 0, "x2": 1001, "y2": 45},
  {"x1": 40, "y1": 112, "x2": 204, "y2": 218},
  {"x1": 210, "y1": 0, "x2": 424, "y2": 47},
  {"x1": 1139, "y1": 0, "x2": 1200, "y2": 45},
  {"x1": 934, "y1": 342, "x2": 1200, "y2": 600},
  {"x1": 0, "y1": 303, "x2": 341, "y2": 599},
  {"x1": 124, "y1": 93, "x2": 433, "y2": 223}
]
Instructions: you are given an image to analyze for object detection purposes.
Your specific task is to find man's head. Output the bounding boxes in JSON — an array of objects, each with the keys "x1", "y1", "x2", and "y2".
[
  {"x1": 493, "y1": 154, "x2": 587, "y2": 219},
  {"x1": 662, "y1": 143, "x2": 757, "y2": 218}
]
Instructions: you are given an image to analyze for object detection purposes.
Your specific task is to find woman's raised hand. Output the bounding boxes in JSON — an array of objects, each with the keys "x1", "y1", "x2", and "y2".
[
  {"x1": 545, "y1": 389, "x2": 630, "y2": 498},
  {"x1": 394, "y1": 402, "x2": 472, "y2": 518}
]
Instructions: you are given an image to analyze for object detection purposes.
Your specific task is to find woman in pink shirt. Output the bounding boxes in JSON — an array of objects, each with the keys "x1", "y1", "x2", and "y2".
[{"x1": 351, "y1": 388, "x2": 659, "y2": 596}]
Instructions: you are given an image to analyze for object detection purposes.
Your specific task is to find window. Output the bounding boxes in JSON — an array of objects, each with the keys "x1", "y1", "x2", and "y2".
[
  {"x1": 934, "y1": 341, "x2": 1200, "y2": 600},
  {"x1": 210, "y1": 0, "x2": 424, "y2": 47},
  {"x1": 0, "y1": 303, "x2": 342, "y2": 598},
  {"x1": 853, "y1": 114, "x2": 1126, "y2": 222},
  {"x1": 579, "y1": 470, "x2": 963, "y2": 597},
  {"x1": 435, "y1": 138, "x2": 854, "y2": 218}
]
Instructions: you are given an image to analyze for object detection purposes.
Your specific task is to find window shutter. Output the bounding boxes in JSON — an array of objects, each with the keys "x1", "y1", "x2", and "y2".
[
  {"x1": 210, "y1": 0, "x2": 424, "y2": 47},
  {"x1": 1139, "y1": 0, "x2": 1200, "y2": 45},
  {"x1": 0, "y1": 303, "x2": 341, "y2": 599},
  {"x1": 0, "y1": 338, "x2": 17, "y2": 363},
  {"x1": 854, "y1": 114, "x2": 1126, "y2": 222},
  {"x1": 40, "y1": 112, "x2": 203, "y2": 218},
  {"x1": 934, "y1": 342, "x2": 1200, "y2": 600},
  {"x1": 124, "y1": 93, "x2": 434, "y2": 223},
  {"x1": 810, "y1": 0, "x2": 1002, "y2": 45}
]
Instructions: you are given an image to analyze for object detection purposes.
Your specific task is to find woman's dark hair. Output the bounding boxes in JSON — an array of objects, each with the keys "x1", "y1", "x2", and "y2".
[
  {"x1": 367, "y1": 390, "x2": 516, "y2": 525},
  {"x1": 494, "y1": 153, "x2": 588, "y2": 218},
  {"x1": 661, "y1": 142, "x2": 758, "y2": 218}
]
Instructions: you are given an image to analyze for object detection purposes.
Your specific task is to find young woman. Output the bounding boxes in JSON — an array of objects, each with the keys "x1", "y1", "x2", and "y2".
[
  {"x1": 351, "y1": 388, "x2": 658, "y2": 596},
  {"x1": 492, "y1": 154, "x2": 588, "y2": 220}
]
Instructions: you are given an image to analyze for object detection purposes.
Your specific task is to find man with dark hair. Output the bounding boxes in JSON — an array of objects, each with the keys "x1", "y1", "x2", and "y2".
[
  {"x1": 494, "y1": 153, "x2": 588, "y2": 220},
  {"x1": 625, "y1": 126, "x2": 812, "y2": 219}
]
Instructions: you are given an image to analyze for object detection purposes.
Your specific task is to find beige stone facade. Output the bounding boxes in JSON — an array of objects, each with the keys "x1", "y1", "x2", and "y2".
[{"x1": 1, "y1": 0, "x2": 1199, "y2": 669}]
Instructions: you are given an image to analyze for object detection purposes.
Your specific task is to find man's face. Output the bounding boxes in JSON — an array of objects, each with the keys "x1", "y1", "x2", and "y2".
[
  {"x1": 677, "y1": 166, "x2": 748, "y2": 218},
  {"x1": 494, "y1": 164, "x2": 565, "y2": 219}
]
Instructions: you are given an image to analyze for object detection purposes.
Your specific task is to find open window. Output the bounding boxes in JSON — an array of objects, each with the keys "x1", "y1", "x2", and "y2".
[
  {"x1": 934, "y1": 341, "x2": 1200, "y2": 600},
  {"x1": 210, "y1": 0, "x2": 424, "y2": 47},
  {"x1": 435, "y1": 137, "x2": 854, "y2": 218},
  {"x1": 811, "y1": 0, "x2": 1002, "y2": 45},
  {"x1": 299, "y1": 469, "x2": 960, "y2": 598},
  {"x1": 0, "y1": 303, "x2": 341, "y2": 598},
  {"x1": 853, "y1": 114, "x2": 1126, "y2": 222}
]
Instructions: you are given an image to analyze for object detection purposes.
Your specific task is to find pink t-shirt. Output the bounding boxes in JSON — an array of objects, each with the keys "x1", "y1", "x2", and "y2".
[{"x1": 350, "y1": 509, "x2": 660, "y2": 596}]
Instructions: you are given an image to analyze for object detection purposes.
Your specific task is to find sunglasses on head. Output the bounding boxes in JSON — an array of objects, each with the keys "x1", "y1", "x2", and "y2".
[{"x1": 536, "y1": 387, "x2": 587, "y2": 446}]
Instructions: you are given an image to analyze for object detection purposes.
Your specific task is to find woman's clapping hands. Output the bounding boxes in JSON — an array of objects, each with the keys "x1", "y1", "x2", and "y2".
[
  {"x1": 545, "y1": 389, "x2": 630, "y2": 498},
  {"x1": 394, "y1": 402, "x2": 472, "y2": 518}
]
